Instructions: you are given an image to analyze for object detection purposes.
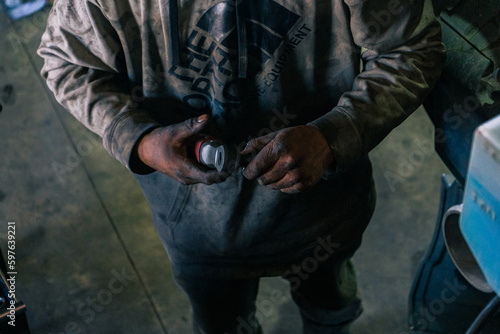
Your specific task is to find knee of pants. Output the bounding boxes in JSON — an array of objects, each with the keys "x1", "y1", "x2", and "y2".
[
  {"x1": 173, "y1": 274, "x2": 261, "y2": 334},
  {"x1": 291, "y1": 259, "x2": 359, "y2": 311},
  {"x1": 286, "y1": 258, "x2": 363, "y2": 326}
]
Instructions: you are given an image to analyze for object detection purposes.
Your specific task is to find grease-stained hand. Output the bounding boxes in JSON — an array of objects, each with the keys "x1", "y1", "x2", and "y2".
[
  {"x1": 135, "y1": 114, "x2": 229, "y2": 185},
  {"x1": 241, "y1": 125, "x2": 335, "y2": 193}
]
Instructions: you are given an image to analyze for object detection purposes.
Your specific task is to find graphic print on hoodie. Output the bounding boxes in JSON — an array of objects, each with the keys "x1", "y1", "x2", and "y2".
[{"x1": 168, "y1": 0, "x2": 312, "y2": 123}]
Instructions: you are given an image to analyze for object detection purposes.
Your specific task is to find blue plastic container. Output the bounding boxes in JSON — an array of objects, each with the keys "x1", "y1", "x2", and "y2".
[{"x1": 460, "y1": 114, "x2": 500, "y2": 296}]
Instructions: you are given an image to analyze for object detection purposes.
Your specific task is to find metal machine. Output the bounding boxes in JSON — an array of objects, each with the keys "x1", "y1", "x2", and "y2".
[
  {"x1": 410, "y1": 0, "x2": 500, "y2": 332},
  {"x1": 442, "y1": 116, "x2": 500, "y2": 333}
]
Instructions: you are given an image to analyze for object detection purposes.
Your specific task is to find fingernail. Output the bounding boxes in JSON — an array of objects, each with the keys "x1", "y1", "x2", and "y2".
[
  {"x1": 197, "y1": 114, "x2": 209, "y2": 123},
  {"x1": 257, "y1": 178, "x2": 263, "y2": 185}
]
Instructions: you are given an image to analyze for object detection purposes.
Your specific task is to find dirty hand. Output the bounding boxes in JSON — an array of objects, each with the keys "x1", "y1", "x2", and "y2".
[
  {"x1": 241, "y1": 125, "x2": 335, "y2": 193},
  {"x1": 135, "y1": 114, "x2": 229, "y2": 185}
]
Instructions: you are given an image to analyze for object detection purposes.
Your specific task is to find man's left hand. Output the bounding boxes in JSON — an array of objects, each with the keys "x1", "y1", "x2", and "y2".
[{"x1": 241, "y1": 125, "x2": 335, "y2": 193}]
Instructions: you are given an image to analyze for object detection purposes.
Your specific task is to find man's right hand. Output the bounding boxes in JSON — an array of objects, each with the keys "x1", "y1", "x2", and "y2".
[{"x1": 135, "y1": 114, "x2": 230, "y2": 185}]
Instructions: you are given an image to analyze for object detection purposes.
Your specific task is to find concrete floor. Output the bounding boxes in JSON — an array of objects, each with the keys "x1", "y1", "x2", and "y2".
[{"x1": 0, "y1": 6, "x2": 450, "y2": 334}]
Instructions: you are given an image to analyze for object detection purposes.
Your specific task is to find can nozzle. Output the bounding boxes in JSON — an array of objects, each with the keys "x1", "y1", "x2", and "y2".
[{"x1": 194, "y1": 137, "x2": 240, "y2": 173}]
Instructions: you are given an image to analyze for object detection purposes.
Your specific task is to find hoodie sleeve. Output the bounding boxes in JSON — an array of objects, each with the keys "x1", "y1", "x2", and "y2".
[
  {"x1": 38, "y1": 0, "x2": 160, "y2": 174},
  {"x1": 309, "y1": 0, "x2": 446, "y2": 174}
]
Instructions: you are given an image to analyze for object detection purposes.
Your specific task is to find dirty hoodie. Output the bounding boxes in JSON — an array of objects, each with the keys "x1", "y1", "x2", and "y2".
[{"x1": 38, "y1": 0, "x2": 445, "y2": 278}]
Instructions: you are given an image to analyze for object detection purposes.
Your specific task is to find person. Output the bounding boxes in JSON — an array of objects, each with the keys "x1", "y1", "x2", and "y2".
[{"x1": 38, "y1": 0, "x2": 445, "y2": 333}]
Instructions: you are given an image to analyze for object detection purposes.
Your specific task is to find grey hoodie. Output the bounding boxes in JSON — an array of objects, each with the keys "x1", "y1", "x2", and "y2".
[{"x1": 38, "y1": 0, "x2": 445, "y2": 278}]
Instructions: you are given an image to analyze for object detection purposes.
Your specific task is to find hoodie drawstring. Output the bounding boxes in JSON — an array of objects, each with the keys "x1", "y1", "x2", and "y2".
[
  {"x1": 169, "y1": 0, "x2": 248, "y2": 79},
  {"x1": 169, "y1": 0, "x2": 180, "y2": 67},
  {"x1": 235, "y1": 0, "x2": 248, "y2": 79}
]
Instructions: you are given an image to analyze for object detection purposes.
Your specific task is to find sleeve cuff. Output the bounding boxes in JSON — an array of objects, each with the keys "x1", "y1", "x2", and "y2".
[
  {"x1": 307, "y1": 107, "x2": 363, "y2": 175},
  {"x1": 103, "y1": 110, "x2": 161, "y2": 175}
]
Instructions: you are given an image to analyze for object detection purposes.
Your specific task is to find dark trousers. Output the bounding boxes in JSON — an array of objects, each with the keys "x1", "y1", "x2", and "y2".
[
  {"x1": 173, "y1": 251, "x2": 362, "y2": 334},
  {"x1": 136, "y1": 159, "x2": 376, "y2": 333}
]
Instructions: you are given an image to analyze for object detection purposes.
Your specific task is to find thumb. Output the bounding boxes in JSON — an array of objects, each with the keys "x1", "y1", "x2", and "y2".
[{"x1": 174, "y1": 114, "x2": 210, "y2": 140}]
